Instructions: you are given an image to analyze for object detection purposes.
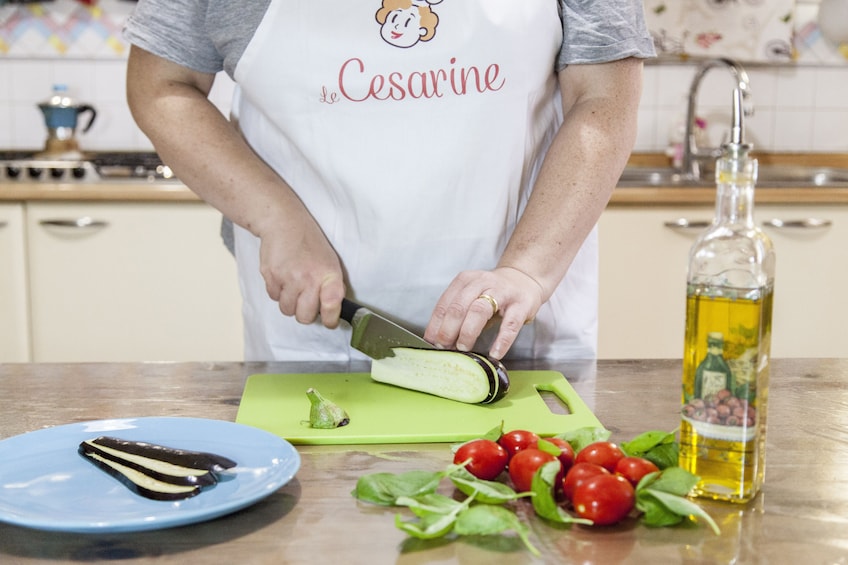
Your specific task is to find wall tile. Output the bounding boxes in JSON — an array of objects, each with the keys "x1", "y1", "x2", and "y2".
[
  {"x1": 814, "y1": 68, "x2": 848, "y2": 109},
  {"x1": 812, "y1": 110, "x2": 848, "y2": 152}
]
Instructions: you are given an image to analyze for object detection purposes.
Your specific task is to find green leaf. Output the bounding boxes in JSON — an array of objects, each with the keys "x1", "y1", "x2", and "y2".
[
  {"x1": 640, "y1": 467, "x2": 699, "y2": 497},
  {"x1": 451, "y1": 423, "x2": 504, "y2": 453},
  {"x1": 394, "y1": 492, "x2": 474, "y2": 540},
  {"x1": 635, "y1": 490, "x2": 685, "y2": 528},
  {"x1": 530, "y1": 461, "x2": 592, "y2": 525},
  {"x1": 351, "y1": 470, "x2": 444, "y2": 506},
  {"x1": 454, "y1": 504, "x2": 541, "y2": 557},
  {"x1": 641, "y1": 489, "x2": 720, "y2": 535},
  {"x1": 395, "y1": 510, "x2": 457, "y2": 540},
  {"x1": 536, "y1": 438, "x2": 561, "y2": 457},
  {"x1": 555, "y1": 427, "x2": 611, "y2": 453},
  {"x1": 621, "y1": 430, "x2": 679, "y2": 470},
  {"x1": 395, "y1": 493, "x2": 463, "y2": 518},
  {"x1": 642, "y1": 442, "x2": 680, "y2": 470},
  {"x1": 447, "y1": 466, "x2": 530, "y2": 504},
  {"x1": 621, "y1": 430, "x2": 675, "y2": 456}
]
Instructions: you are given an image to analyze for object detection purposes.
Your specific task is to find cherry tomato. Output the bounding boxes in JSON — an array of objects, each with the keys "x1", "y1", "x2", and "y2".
[
  {"x1": 453, "y1": 439, "x2": 509, "y2": 481},
  {"x1": 507, "y1": 448, "x2": 558, "y2": 492},
  {"x1": 498, "y1": 429, "x2": 540, "y2": 460},
  {"x1": 572, "y1": 474, "x2": 635, "y2": 526},
  {"x1": 543, "y1": 437, "x2": 575, "y2": 474},
  {"x1": 562, "y1": 462, "x2": 610, "y2": 502},
  {"x1": 614, "y1": 456, "x2": 660, "y2": 487},
  {"x1": 574, "y1": 441, "x2": 625, "y2": 473}
]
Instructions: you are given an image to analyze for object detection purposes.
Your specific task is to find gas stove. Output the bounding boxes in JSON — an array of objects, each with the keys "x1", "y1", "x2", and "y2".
[{"x1": 0, "y1": 151, "x2": 177, "y2": 183}]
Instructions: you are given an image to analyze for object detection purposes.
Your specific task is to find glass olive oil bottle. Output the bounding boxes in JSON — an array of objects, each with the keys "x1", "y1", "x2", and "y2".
[{"x1": 679, "y1": 89, "x2": 775, "y2": 503}]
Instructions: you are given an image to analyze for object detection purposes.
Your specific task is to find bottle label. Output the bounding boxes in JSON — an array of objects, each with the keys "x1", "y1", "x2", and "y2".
[{"x1": 681, "y1": 289, "x2": 772, "y2": 444}]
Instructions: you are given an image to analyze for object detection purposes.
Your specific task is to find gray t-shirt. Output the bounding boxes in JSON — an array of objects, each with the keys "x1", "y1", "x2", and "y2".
[{"x1": 124, "y1": 1, "x2": 655, "y2": 78}]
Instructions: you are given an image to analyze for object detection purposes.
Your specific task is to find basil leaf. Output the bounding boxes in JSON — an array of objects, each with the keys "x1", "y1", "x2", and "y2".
[
  {"x1": 451, "y1": 423, "x2": 504, "y2": 453},
  {"x1": 621, "y1": 430, "x2": 679, "y2": 470},
  {"x1": 642, "y1": 442, "x2": 680, "y2": 470},
  {"x1": 621, "y1": 430, "x2": 675, "y2": 456},
  {"x1": 640, "y1": 467, "x2": 699, "y2": 497},
  {"x1": 636, "y1": 490, "x2": 685, "y2": 528},
  {"x1": 555, "y1": 427, "x2": 611, "y2": 453},
  {"x1": 351, "y1": 470, "x2": 443, "y2": 506},
  {"x1": 395, "y1": 510, "x2": 457, "y2": 540},
  {"x1": 448, "y1": 466, "x2": 529, "y2": 504},
  {"x1": 642, "y1": 489, "x2": 721, "y2": 535},
  {"x1": 454, "y1": 504, "x2": 541, "y2": 557},
  {"x1": 530, "y1": 461, "x2": 592, "y2": 525},
  {"x1": 536, "y1": 438, "x2": 561, "y2": 457},
  {"x1": 394, "y1": 493, "x2": 474, "y2": 540},
  {"x1": 395, "y1": 493, "x2": 463, "y2": 518}
]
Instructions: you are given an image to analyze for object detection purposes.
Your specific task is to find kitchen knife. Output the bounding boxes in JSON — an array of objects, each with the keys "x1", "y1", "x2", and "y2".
[{"x1": 340, "y1": 298, "x2": 435, "y2": 359}]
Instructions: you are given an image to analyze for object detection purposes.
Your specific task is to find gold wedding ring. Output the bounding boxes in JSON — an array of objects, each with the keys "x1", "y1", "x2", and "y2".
[{"x1": 477, "y1": 294, "x2": 499, "y2": 316}]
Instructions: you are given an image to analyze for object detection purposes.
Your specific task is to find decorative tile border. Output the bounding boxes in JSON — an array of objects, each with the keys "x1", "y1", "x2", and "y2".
[
  {"x1": 643, "y1": 0, "x2": 846, "y2": 65},
  {"x1": 0, "y1": 0, "x2": 135, "y2": 59}
]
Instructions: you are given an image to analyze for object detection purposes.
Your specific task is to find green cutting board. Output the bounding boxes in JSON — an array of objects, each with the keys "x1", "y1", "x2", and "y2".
[{"x1": 235, "y1": 371, "x2": 601, "y2": 445}]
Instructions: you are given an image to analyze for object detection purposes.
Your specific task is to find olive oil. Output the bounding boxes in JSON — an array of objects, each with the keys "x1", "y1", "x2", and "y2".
[
  {"x1": 679, "y1": 285, "x2": 772, "y2": 502},
  {"x1": 679, "y1": 86, "x2": 775, "y2": 504}
]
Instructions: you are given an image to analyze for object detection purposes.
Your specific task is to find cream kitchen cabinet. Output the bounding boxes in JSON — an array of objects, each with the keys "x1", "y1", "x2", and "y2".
[
  {"x1": 599, "y1": 203, "x2": 848, "y2": 359},
  {"x1": 25, "y1": 202, "x2": 243, "y2": 362},
  {"x1": 0, "y1": 203, "x2": 31, "y2": 362}
]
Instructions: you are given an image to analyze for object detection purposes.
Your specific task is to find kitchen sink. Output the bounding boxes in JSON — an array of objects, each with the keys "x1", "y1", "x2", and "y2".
[{"x1": 617, "y1": 165, "x2": 848, "y2": 188}]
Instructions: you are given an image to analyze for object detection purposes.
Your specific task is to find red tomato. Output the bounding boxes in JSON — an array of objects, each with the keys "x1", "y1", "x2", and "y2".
[
  {"x1": 507, "y1": 448, "x2": 558, "y2": 492},
  {"x1": 614, "y1": 456, "x2": 660, "y2": 487},
  {"x1": 574, "y1": 441, "x2": 625, "y2": 473},
  {"x1": 572, "y1": 474, "x2": 635, "y2": 526},
  {"x1": 498, "y1": 429, "x2": 540, "y2": 460},
  {"x1": 543, "y1": 438, "x2": 575, "y2": 474},
  {"x1": 562, "y1": 462, "x2": 610, "y2": 502},
  {"x1": 453, "y1": 439, "x2": 509, "y2": 481}
]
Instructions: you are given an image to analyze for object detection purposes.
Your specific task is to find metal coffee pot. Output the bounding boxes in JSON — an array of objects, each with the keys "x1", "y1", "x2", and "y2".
[{"x1": 38, "y1": 84, "x2": 97, "y2": 156}]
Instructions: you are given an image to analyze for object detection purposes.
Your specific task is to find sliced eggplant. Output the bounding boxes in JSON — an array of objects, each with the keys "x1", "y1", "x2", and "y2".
[
  {"x1": 78, "y1": 436, "x2": 237, "y2": 501},
  {"x1": 79, "y1": 449, "x2": 201, "y2": 501},
  {"x1": 370, "y1": 348, "x2": 510, "y2": 404},
  {"x1": 80, "y1": 440, "x2": 217, "y2": 486},
  {"x1": 88, "y1": 436, "x2": 236, "y2": 473}
]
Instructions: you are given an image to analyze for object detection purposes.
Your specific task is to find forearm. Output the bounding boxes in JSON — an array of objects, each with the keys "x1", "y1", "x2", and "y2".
[
  {"x1": 498, "y1": 58, "x2": 643, "y2": 298},
  {"x1": 126, "y1": 46, "x2": 305, "y2": 239}
]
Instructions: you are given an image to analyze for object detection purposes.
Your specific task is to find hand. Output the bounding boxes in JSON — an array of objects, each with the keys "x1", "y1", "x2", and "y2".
[
  {"x1": 257, "y1": 216, "x2": 346, "y2": 329},
  {"x1": 424, "y1": 267, "x2": 543, "y2": 359}
]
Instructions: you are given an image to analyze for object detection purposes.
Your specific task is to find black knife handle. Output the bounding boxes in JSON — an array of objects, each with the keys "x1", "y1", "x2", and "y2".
[{"x1": 340, "y1": 298, "x2": 361, "y2": 325}]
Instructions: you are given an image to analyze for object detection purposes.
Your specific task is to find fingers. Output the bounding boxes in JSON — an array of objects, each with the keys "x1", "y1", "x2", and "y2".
[{"x1": 425, "y1": 268, "x2": 543, "y2": 360}]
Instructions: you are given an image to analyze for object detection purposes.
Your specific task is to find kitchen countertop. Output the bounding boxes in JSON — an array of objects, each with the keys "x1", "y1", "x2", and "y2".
[{"x1": 1, "y1": 358, "x2": 845, "y2": 564}]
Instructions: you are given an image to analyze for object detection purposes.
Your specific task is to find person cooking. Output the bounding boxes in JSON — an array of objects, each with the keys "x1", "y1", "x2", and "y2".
[{"x1": 123, "y1": 1, "x2": 655, "y2": 362}]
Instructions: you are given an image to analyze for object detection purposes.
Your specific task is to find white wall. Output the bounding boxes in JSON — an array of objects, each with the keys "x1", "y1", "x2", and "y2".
[{"x1": 0, "y1": 57, "x2": 845, "y2": 155}]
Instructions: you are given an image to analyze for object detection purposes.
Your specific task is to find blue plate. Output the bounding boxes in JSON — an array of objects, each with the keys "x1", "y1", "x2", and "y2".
[{"x1": 0, "y1": 417, "x2": 300, "y2": 533}]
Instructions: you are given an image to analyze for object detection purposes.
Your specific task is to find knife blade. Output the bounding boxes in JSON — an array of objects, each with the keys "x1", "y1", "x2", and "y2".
[{"x1": 340, "y1": 298, "x2": 435, "y2": 360}]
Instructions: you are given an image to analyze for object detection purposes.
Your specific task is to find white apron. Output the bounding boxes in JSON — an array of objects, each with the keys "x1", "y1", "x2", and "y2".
[{"x1": 231, "y1": 0, "x2": 599, "y2": 361}]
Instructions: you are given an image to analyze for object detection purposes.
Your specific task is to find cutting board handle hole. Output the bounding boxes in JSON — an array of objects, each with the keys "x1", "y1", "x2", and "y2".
[{"x1": 536, "y1": 388, "x2": 571, "y2": 416}]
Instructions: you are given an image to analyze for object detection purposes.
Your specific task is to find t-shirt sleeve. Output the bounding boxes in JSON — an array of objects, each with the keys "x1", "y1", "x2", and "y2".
[
  {"x1": 557, "y1": 0, "x2": 656, "y2": 69},
  {"x1": 123, "y1": 0, "x2": 224, "y2": 75}
]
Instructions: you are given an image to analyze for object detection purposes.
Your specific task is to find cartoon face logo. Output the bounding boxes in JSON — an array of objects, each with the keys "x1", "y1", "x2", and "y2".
[{"x1": 376, "y1": 0, "x2": 442, "y2": 48}]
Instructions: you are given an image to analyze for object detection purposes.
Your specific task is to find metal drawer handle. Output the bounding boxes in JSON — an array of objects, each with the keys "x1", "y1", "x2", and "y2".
[
  {"x1": 39, "y1": 217, "x2": 109, "y2": 229},
  {"x1": 763, "y1": 218, "x2": 832, "y2": 230},
  {"x1": 663, "y1": 218, "x2": 712, "y2": 230}
]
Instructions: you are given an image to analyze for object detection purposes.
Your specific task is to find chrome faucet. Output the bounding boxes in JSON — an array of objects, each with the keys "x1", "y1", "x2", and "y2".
[{"x1": 681, "y1": 58, "x2": 752, "y2": 179}]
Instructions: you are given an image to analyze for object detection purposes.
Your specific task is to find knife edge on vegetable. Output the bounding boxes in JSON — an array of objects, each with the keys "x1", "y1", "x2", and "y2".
[
  {"x1": 371, "y1": 348, "x2": 509, "y2": 404},
  {"x1": 340, "y1": 298, "x2": 510, "y2": 404}
]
